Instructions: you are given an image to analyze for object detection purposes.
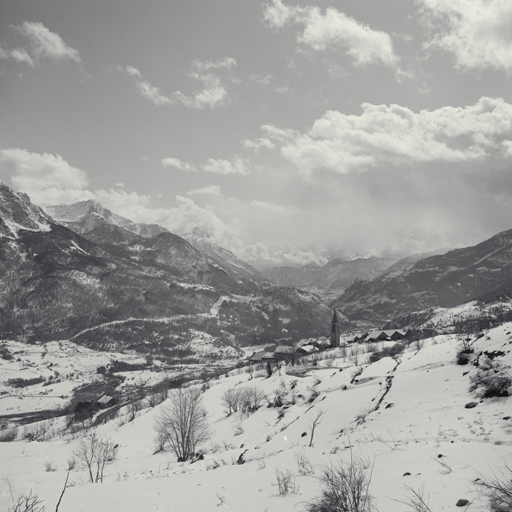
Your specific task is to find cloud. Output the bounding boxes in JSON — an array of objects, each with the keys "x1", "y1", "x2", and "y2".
[
  {"x1": 0, "y1": 148, "x2": 92, "y2": 204},
  {"x1": 243, "y1": 138, "x2": 275, "y2": 152},
  {"x1": 419, "y1": 0, "x2": 512, "y2": 71},
  {"x1": 191, "y1": 57, "x2": 236, "y2": 72},
  {"x1": 161, "y1": 157, "x2": 197, "y2": 172},
  {"x1": 186, "y1": 185, "x2": 222, "y2": 196},
  {"x1": 263, "y1": 0, "x2": 399, "y2": 67},
  {"x1": 0, "y1": 22, "x2": 81, "y2": 67},
  {"x1": 202, "y1": 157, "x2": 249, "y2": 175},
  {"x1": 0, "y1": 46, "x2": 35, "y2": 66},
  {"x1": 136, "y1": 80, "x2": 173, "y2": 106},
  {"x1": 15, "y1": 21, "x2": 81, "y2": 64},
  {"x1": 123, "y1": 58, "x2": 235, "y2": 109},
  {"x1": 264, "y1": 96, "x2": 512, "y2": 175},
  {"x1": 250, "y1": 74, "x2": 273, "y2": 84}
]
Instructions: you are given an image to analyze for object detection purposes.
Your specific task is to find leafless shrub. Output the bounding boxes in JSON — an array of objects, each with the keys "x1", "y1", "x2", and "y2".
[
  {"x1": 221, "y1": 388, "x2": 241, "y2": 416},
  {"x1": 269, "y1": 382, "x2": 288, "y2": 407},
  {"x1": 434, "y1": 457, "x2": 452, "y2": 474},
  {"x1": 295, "y1": 449, "x2": 314, "y2": 475},
  {"x1": 305, "y1": 456, "x2": 374, "y2": 512},
  {"x1": 0, "y1": 428, "x2": 18, "y2": 442},
  {"x1": 8, "y1": 490, "x2": 45, "y2": 512},
  {"x1": 72, "y1": 432, "x2": 117, "y2": 483},
  {"x1": 274, "y1": 468, "x2": 298, "y2": 496},
  {"x1": 43, "y1": 461, "x2": 56, "y2": 472},
  {"x1": 153, "y1": 387, "x2": 210, "y2": 461},
  {"x1": 239, "y1": 387, "x2": 266, "y2": 414},
  {"x1": 393, "y1": 484, "x2": 433, "y2": 512},
  {"x1": 309, "y1": 409, "x2": 325, "y2": 447},
  {"x1": 476, "y1": 463, "x2": 512, "y2": 512},
  {"x1": 351, "y1": 346, "x2": 361, "y2": 366},
  {"x1": 66, "y1": 457, "x2": 76, "y2": 471},
  {"x1": 414, "y1": 338, "x2": 425, "y2": 351}
]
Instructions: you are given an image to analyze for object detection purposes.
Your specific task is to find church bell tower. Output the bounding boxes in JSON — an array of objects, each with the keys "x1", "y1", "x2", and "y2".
[{"x1": 330, "y1": 309, "x2": 341, "y2": 347}]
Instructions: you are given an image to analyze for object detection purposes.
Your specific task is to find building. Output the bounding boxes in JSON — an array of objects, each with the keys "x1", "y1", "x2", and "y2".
[{"x1": 330, "y1": 309, "x2": 341, "y2": 347}]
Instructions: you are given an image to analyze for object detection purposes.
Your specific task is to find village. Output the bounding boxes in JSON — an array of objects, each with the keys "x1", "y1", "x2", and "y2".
[{"x1": 247, "y1": 310, "x2": 438, "y2": 373}]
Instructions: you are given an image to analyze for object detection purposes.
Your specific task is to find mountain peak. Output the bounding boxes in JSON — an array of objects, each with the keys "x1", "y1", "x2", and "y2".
[{"x1": 0, "y1": 183, "x2": 53, "y2": 239}]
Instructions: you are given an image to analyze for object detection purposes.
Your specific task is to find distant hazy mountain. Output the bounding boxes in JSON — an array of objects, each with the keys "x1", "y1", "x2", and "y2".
[
  {"x1": 0, "y1": 184, "x2": 332, "y2": 350},
  {"x1": 262, "y1": 256, "x2": 399, "y2": 301},
  {"x1": 44, "y1": 200, "x2": 168, "y2": 239},
  {"x1": 183, "y1": 228, "x2": 265, "y2": 283},
  {"x1": 333, "y1": 231, "x2": 512, "y2": 326},
  {"x1": 376, "y1": 248, "x2": 452, "y2": 281}
]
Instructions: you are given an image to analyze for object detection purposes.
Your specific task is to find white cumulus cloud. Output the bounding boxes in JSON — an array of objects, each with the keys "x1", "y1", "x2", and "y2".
[
  {"x1": 0, "y1": 148, "x2": 92, "y2": 204},
  {"x1": 161, "y1": 157, "x2": 197, "y2": 172},
  {"x1": 187, "y1": 185, "x2": 222, "y2": 196},
  {"x1": 123, "y1": 57, "x2": 235, "y2": 109},
  {"x1": 202, "y1": 157, "x2": 249, "y2": 175},
  {"x1": 419, "y1": 0, "x2": 512, "y2": 71},
  {"x1": 264, "y1": 96, "x2": 512, "y2": 175},
  {"x1": 263, "y1": 0, "x2": 399, "y2": 67}
]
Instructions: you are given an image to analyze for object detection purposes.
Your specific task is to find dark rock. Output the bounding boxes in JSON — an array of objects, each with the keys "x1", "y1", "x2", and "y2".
[
  {"x1": 456, "y1": 499, "x2": 469, "y2": 507},
  {"x1": 301, "y1": 432, "x2": 307, "y2": 437},
  {"x1": 504, "y1": 416, "x2": 511, "y2": 421},
  {"x1": 385, "y1": 403, "x2": 394, "y2": 409},
  {"x1": 465, "y1": 402, "x2": 478, "y2": 409},
  {"x1": 463, "y1": 371, "x2": 469, "y2": 376},
  {"x1": 437, "y1": 454, "x2": 443, "y2": 458},
  {"x1": 403, "y1": 472, "x2": 411, "y2": 477}
]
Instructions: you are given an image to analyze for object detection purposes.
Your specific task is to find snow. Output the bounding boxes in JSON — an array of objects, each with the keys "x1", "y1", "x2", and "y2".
[{"x1": 1, "y1": 325, "x2": 512, "y2": 511}]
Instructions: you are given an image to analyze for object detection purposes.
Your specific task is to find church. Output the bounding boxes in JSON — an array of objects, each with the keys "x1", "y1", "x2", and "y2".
[{"x1": 330, "y1": 309, "x2": 341, "y2": 347}]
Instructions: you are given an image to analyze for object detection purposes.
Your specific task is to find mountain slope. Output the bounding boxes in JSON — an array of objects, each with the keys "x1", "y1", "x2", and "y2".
[
  {"x1": 263, "y1": 256, "x2": 398, "y2": 301},
  {"x1": 334, "y1": 229, "x2": 512, "y2": 325},
  {"x1": 0, "y1": 184, "x2": 331, "y2": 348},
  {"x1": 44, "y1": 200, "x2": 168, "y2": 239},
  {"x1": 183, "y1": 228, "x2": 265, "y2": 283}
]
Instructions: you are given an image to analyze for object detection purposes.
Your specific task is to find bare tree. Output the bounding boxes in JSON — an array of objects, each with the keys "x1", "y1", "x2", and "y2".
[
  {"x1": 221, "y1": 388, "x2": 241, "y2": 416},
  {"x1": 72, "y1": 432, "x2": 117, "y2": 483},
  {"x1": 8, "y1": 490, "x2": 45, "y2": 512},
  {"x1": 153, "y1": 387, "x2": 210, "y2": 461},
  {"x1": 309, "y1": 409, "x2": 325, "y2": 447},
  {"x1": 239, "y1": 387, "x2": 266, "y2": 414}
]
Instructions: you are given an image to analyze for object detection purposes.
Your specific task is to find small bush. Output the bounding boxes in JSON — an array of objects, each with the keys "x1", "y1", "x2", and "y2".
[
  {"x1": 295, "y1": 449, "x2": 314, "y2": 475},
  {"x1": 456, "y1": 337, "x2": 474, "y2": 365},
  {"x1": 0, "y1": 428, "x2": 18, "y2": 442},
  {"x1": 368, "y1": 344, "x2": 404, "y2": 364},
  {"x1": 6, "y1": 377, "x2": 44, "y2": 388},
  {"x1": 8, "y1": 490, "x2": 45, "y2": 512},
  {"x1": 44, "y1": 461, "x2": 56, "y2": 472},
  {"x1": 305, "y1": 457, "x2": 374, "y2": 512},
  {"x1": 470, "y1": 359, "x2": 512, "y2": 398},
  {"x1": 274, "y1": 468, "x2": 298, "y2": 496},
  {"x1": 477, "y1": 463, "x2": 512, "y2": 512}
]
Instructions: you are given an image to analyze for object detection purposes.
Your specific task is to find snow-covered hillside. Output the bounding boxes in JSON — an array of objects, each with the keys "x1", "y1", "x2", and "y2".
[{"x1": 1, "y1": 324, "x2": 512, "y2": 511}]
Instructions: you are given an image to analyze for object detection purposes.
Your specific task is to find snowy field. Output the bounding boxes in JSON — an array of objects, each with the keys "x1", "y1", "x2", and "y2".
[
  {"x1": 0, "y1": 338, "x2": 238, "y2": 423},
  {"x1": 1, "y1": 325, "x2": 512, "y2": 511}
]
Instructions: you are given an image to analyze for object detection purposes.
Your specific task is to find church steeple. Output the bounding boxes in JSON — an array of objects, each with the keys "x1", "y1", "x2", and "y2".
[{"x1": 330, "y1": 309, "x2": 341, "y2": 347}]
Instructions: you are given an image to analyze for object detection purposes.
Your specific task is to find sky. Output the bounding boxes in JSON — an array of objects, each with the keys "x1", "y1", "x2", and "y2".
[{"x1": 1, "y1": 0, "x2": 512, "y2": 268}]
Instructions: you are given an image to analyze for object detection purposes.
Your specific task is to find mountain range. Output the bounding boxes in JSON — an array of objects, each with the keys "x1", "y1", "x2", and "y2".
[
  {"x1": 262, "y1": 256, "x2": 399, "y2": 302},
  {"x1": 333, "y1": 229, "x2": 512, "y2": 328},
  {"x1": 0, "y1": 184, "x2": 332, "y2": 353}
]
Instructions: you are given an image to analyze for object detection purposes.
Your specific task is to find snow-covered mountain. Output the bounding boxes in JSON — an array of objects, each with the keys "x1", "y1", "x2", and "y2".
[
  {"x1": 184, "y1": 227, "x2": 266, "y2": 283},
  {"x1": 334, "y1": 229, "x2": 512, "y2": 327},
  {"x1": 0, "y1": 183, "x2": 53, "y2": 238},
  {"x1": 263, "y1": 256, "x2": 398, "y2": 301},
  {"x1": 44, "y1": 200, "x2": 168, "y2": 239},
  {"x1": 0, "y1": 184, "x2": 332, "y2": 348}
]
